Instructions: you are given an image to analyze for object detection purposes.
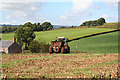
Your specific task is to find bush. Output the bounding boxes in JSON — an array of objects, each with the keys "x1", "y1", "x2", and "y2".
[
  {"x1": 29, "y1": 40, "x2": 50, "y2": 53},
  {"x1": 39, "y1": 41, "x2": 50, "y2": 53},
  {"x1": 72, "y1": 26, "x2": 76, "y2": 28},
  {"x1": 29, "y1": 40, "x2": 41, "y2": 53}
]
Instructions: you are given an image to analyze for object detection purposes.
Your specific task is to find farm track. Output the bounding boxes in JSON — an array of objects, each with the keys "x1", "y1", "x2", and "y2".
[
  {"x1": 2, "y1": 53, "x2": 118, "y2": 78},
  {"x1": 67, "y1": 29, "x2": 120, "y2": 42}
]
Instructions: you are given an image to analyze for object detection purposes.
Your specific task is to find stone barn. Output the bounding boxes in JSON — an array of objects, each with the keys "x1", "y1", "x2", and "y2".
[{"x1": 0, "y1": 38, "x2": 22, "y2": 54}]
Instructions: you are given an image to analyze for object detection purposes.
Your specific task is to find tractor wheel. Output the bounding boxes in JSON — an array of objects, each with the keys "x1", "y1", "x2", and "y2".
[
  {"x1": 49, "y1": 47, "x2": 53, "y2": 54},
  {"x1": 67, "y1": 46, "x2": 70, "y2": 53},
  {"x1": 61, "y1": 47, "x2": 65, "y2": 53}
]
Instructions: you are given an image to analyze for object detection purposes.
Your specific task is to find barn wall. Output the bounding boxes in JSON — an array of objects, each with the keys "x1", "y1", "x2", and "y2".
[
  {"x1": 4, "y1": 48, "x2": 8, "y2": 54},
  {"x1": 8, "y1": 42, "x2": 22, "y2": 53}
]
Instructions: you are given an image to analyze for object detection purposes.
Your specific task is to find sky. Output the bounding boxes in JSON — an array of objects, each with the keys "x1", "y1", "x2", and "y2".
[{"x1": 0, "y1": 0, "x2": 119, "y2": 26}]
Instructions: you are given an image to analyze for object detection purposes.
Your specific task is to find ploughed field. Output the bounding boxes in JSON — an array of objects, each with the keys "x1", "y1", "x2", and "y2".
[{"x1": 2, "y1": 53, "x2": 118, "y2": 78}]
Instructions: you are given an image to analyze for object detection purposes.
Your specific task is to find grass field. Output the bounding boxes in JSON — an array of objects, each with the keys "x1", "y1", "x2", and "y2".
[
  {"x1": 2, "y1": 53, "x2": 118, "y2": 78},
  {"x1": 69, "y1": 31, "x2": 118, "y2": 53},
  {"x1": 1, "y1": 28, "x2": 113, "y2": 43}
]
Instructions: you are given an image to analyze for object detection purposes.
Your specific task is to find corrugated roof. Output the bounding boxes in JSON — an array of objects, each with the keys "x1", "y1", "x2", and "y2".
[{"x1": 0, "y1": 41, "x2": 14, "y2": 48}]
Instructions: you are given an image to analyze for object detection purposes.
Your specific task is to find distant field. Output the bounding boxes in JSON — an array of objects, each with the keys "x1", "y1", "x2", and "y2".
[
  {"x1": 91, "y1": 22, "x2": 119, "y2": 29},
  {"x1": 69, "y1": 31, "x2": 118, "y2": 53},
  {"x1": 1, "y1": 28, "x2": 113, "y2": 43},
  {"x1": 0, "y1": 33, "x2": 14, "y2": 40},
  {"x1": 79, "y1": 22, "x2": 119, "y2": 29},
  {"x1": 2, "y1": 53, "x2": 118, "y2": 78}
]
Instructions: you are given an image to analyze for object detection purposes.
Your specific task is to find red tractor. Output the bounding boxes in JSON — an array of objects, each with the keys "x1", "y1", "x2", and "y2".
[{"x1": 49, "y1": 37, "x2": 70, "y2": 53}]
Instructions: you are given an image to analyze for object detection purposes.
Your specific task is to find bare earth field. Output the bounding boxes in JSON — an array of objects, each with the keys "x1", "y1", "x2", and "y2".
[{"x1": 2, "y1": 53, "x2": 118, "y2": 78}]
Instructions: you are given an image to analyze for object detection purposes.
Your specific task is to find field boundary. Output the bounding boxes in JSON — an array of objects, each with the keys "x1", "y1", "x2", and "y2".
[{"x1": 67, "y1": 29, "x2": 120, "y2": 42}]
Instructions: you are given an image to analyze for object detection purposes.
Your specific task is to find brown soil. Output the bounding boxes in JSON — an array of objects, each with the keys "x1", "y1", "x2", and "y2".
[{"x1": 2, "y1": 53, "x2": 118, "y2": 78}]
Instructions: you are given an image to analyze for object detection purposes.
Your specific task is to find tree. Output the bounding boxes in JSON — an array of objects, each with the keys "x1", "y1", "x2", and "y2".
[
  {"x1": 80, "y1": 17, "x2": 106, "y2": 27},
  {"x1": 36, "y1": 22, "x2": 43, "y2": 31},
  {"x1": 24, "y1": 22, "x2": 33, "y2": 28},
  {"x1": 15, "y1": 25, "x2": 35, "y2": 49},
  {"x1": 97, "y1": 17, "x2": 106, "y2": 25},
  {"x1": 1, "y1": 26, "x2": 17, "y2": 33},
  {"x1": 41, "y1": 22, "x2": 53, "y2": 31}
]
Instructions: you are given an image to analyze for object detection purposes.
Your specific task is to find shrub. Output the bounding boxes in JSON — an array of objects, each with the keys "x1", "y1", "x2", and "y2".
[
  {"x1": 29, "y1": 40, "x2": 50, "y2": 53},
  {"x1": 29, "y1": 40, "x2": 41, "y2": 53},
  {"x1": 39, "y1": 41, "x2": 50, "y2": 53},
  {"x1": 72, "y1": 26, "x2": 76, "y2": 28}
]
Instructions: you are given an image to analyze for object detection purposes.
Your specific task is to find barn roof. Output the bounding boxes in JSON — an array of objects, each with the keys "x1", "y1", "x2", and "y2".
[{"x1": 0, "y1": 40, "x2": 14, "y2": 48}]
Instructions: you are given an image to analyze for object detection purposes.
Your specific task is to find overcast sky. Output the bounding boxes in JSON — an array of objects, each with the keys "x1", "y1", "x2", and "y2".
[{"x1": 0, "y1": 0, "x2": 119, "y2": 25}]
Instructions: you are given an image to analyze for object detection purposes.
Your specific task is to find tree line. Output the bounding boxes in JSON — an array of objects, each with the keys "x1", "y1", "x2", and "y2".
[
  {"x1": 80, "y1": 17, "x2": 106, "y2": 27},
  {"x1": 0, "y1": 26, "x2": 17, "y2": 33},
  {"x1": 0, "y1": 21, "x2": 53, "y2": 33}
]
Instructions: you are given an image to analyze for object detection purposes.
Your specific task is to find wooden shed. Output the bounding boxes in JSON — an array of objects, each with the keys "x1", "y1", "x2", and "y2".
[{"x1": 0, "y1": 39, "x2": 22, "y2": 54}]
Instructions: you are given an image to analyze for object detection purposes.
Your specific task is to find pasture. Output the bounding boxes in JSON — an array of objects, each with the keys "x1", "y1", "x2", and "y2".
[
  {"x1": 1, "y1": 28, "x2": 113, "y2": 43},
  {"x1": 2, "y1": 53, "x2": 118, "y2": 78},
  {"x1": 69, "y1": 31, "x2": 118, "y2": 53}
]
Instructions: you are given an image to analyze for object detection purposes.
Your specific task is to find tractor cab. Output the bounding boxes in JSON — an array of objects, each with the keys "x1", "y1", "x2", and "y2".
[{"x1": 56, "y1": 37, "x2": 66, "y2": 43}]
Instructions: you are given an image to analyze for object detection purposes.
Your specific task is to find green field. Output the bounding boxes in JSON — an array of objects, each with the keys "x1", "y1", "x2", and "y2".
[
  {"x1": 1, "y1": 28, "x2": 118, "y2": 53},
  {"x1": 1, "y1": 28, "x2": 113, "y2": 43},
  {"x1": 69, "y1": 31, "x2": 118, "y2": 53}
]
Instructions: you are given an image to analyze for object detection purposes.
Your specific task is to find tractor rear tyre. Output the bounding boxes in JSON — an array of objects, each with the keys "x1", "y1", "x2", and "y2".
[
  {"x1": 49, "y1": 47, "x2": 53, "y2": 53},
  {"x1": 67, "y1": 46, "x2": 70, "y2": 53},
  {"x1": 61, "y1": 47, "x2": 65, "y2": 53}
]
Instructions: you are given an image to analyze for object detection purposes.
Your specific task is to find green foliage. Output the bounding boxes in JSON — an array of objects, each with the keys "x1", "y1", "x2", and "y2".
[
  {"x1": 15, "y1": 25, "x2": 35, "y2": 49},
  {"x1": 97, "y1": 17, "x2": 106, "y2": 25},
  {"x1": 28, "y1": 40, "x2": 50, "y2": 53},
  {"x1": 24, "y1": 22, "x2": 53, "y2": 31},
  {"x1": 24, "y1": 22, "x2": 33, "y2": 28},
  {"x1": 72, "y1": 25, "x2": 76, "y2": 28},
  {"x1": 29, "y1": 40, "x2": 41, "y2": 53},
  {"x1": 41, "y1": 22, "x2": 53, "y2": 31},
  {"x1": 0, "y1": 26, "x2": 17, "y2": 33},
  {"x1": 39, "y1": 40, "x2": 50, "y2": 53},
  {"x1": 1, "y1": 21, "x2": 53, "y2": 33},
  {"x1": 32, "y1": 22, "x2": 43, "y2": 31},
  {"x1": 80, "y1": 17, "x2": 106, "y2": 27}
]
